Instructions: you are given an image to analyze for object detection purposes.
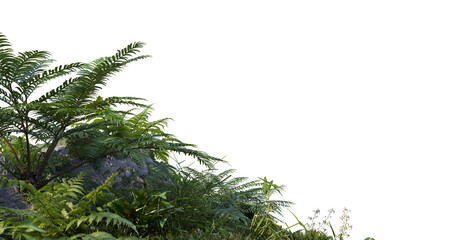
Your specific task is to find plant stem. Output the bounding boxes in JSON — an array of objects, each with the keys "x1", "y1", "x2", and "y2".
[
  {"x1": 0, "y1": 132, "x2": 25, "y2": 174},
  {"x1": 24, "y1": 121, "x2": 32, "y2": 178}
]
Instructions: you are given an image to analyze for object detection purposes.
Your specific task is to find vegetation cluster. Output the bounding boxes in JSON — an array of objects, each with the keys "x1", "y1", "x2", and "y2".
[{"x1": 0, "y1": 32, "x2": 374, "y2": 240}]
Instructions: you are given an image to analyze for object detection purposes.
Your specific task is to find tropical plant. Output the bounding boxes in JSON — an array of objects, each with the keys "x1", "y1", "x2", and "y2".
[
  {"x1": 98, "y1": 187, "x2": 181, "y2": 237},
  {"x1": 181, "y1": 169, "x2": 290, "y2": 232},
  {"x1": 145, "y1": 164, "x2": 255, "y2": 233},
  {"x1": 248, "y1": 177, "x2": 296, "y2": 240},
  {"x1": 110, "y1": 160, "x2": 292, "y2": 238},
  {"x1": 0, "y1": 32, "x2": 220, "y2": 188},
  {"x1": 0, "y1": 31, "x2": 373, "y2": 240}
]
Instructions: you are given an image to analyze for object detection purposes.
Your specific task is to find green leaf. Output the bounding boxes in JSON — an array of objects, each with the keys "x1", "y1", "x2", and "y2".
[
  {"x1": 86, "y1": 231, "x2": 116, "y2": 240},
  {"x1": 19, "y1": 218, "x2": 46, "y2": 233},
  {"x1": 22, "y1": 234, "x2": 38, "y2": 240}
]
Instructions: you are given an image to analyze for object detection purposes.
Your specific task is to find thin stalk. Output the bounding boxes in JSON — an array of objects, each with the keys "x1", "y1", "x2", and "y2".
[
  {"x1": 268, "y1": 222, "x2": 299, "y2": 240},
  {"x1": 24, "y1": 121, "x2": 32, "y2": 178},
  {"x1": 329, "y1": 222, "x2": 336, "y2": 239},
  {"x1": 250, "y1": 188, "x2": 275, "y2": 238},
  {"x1": 36, "y1": 116, "x2": 72, "y2": 179},
  {"x1": 0, "y1": 133, "x2": 24, "y2": 174},
  {"x1": 35, "y1": 128, "x2": 66, "y2": 179}
]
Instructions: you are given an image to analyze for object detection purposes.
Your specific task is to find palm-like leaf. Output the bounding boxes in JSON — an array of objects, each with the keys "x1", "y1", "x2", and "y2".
[
  {"x1": 0, "y1": 34, "x2": 148, "y2": 186},
  {"x1": 65, "y1": 105, "x2": 222, "y2": 170}
]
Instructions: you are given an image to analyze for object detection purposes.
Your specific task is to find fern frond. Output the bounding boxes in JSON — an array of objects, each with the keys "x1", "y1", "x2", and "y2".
[
  {"x1": 9, "y1": 50, "x2": 51, "y2": 83},
  {"x1": 63, "y1": 42, "x2": 150, "y2": 108},
  {"x1": 64, "y1": 231, "x2": 144, "y2": 240},
  {"x1": 215, "y1": 169, "x2": 236, "y2": 181},
  {"x1": 162, "y1": 143, "x2": 224, "y2": 168},
  {"x1": 31, "y1": 77, "x2": 79, "y2": 103},
  {"x1": 61, "y1": 121, "x2": 107, "y2": 139},
  {"x1": 74, "y1": 172, "x2": 118, "y2": 211},
  {"x1": 230, "y1": 179, "x2": 262, "y2": 192},
  {"x1": 23, "y1": 62, "x2": 83, "y2": 98},
  {"x1": 127, "y1": 105, "x2": 152, "y2": 128},
  {"x1": 83, "y1": 96, "x2": 147, "y2": 110},
  {"x1": 66, "y1": 212, "x2": 137, "y2": 233},
  {"x1": 0, "y1": 175, "x2": 37, "y2": 194},
  {"x1": 0, "y1": 206, "x2": 57, "y2": 229},
  {"x1": 0, "y1": 32, "x2": 12, "y2": 51},
  {"x1": 37, "y1": 172, "x2": 85, "y2": 201}
]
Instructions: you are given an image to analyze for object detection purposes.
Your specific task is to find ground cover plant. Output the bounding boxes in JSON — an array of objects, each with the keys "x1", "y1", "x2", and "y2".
[{"x1": 0, "y1": 32, "x2": 374, "y2": 239}]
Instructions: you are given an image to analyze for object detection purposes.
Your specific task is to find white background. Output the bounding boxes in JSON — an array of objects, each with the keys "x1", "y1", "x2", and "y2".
[{"x1": 2, "y1": 1, "x2": 462, "y2": 239}]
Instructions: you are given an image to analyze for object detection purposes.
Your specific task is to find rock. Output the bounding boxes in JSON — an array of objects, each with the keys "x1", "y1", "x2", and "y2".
[
  {"x1": 0, "y1": 184, "x2": 30, "y2": 210},
  {"x1": 0, "y1": 146, "x2": 164, "y2": 209},
  {"x1": 68, "y1": 155, "x2": 158, "y2": 188}
]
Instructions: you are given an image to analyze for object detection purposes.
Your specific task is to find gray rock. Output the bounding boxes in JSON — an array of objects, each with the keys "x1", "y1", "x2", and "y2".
[
  {"x1": 0, "y1": 146, "x2": 162, "y2": 209},
  {"x1": 68, "y1": 155, "x2": 157, "y2": 187},
  {"x1": 0, "y1": 184, "x2": 30, "y2": 210}
]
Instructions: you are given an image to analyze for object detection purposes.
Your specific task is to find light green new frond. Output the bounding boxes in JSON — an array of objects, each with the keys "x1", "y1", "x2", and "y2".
[
  {"x1": 0, "y1": 206, "x2": 57, "y2": 229},
  {"x1": 64, "y1": 232, "x2": 144, "y2": 240},
  {"x1": 76, "y1": 172, "x2": 118, "y2": 210},
  {"x1": 66, "y1": 212, "x2": 137, "y2": 233},
  {"x1": 127, "y1": 105, "x2": 152, "y2": 127},
  {"x1": 37, "y1": 172, "x2": 85, "y2": 201},
  {"x1": 130, "y1": 117, "x2": 171, "y2": 136}
]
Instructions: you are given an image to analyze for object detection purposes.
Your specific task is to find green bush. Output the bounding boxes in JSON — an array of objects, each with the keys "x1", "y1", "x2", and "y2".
[
  {"x1": 0, "y1": 173, "x2": 138, "y2": 239},
  {"x1": 0, "y1": 31, "x2": 373, "y2": 240}
]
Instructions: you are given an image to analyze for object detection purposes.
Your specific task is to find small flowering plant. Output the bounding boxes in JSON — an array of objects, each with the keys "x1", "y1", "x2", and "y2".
[{"x1": 305, "y1": 207, "x2": 352, "y2": 240}]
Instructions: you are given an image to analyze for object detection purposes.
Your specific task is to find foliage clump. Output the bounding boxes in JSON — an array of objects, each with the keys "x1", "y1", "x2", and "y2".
[
  {"x1": 0, "y1": 32, "x2": 220, "y2": 189},
  {"x1": 0, "y1": 32, "x2": 374, "y2": 240}
]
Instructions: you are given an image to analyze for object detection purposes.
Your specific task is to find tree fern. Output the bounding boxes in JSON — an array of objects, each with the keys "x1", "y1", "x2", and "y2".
[{"x1": 0, "y1": 32, "x2": 221, "y2": 188}]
